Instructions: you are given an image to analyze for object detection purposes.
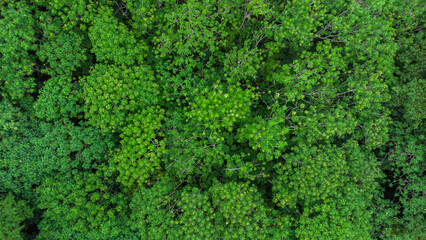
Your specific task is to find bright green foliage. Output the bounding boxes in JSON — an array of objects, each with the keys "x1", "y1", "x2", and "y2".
[
  {"x1": 81, "y1": 64, "x2": 159, "y2": 132},
  {"x1": 89, "y1": 6, "x2": 146, "y2": 66},
  {"x1": 0, "y1": 0, "x2": 36, "y2": 101},
  {"x1": 114, "y1": 107, "x2": 166, "y2": 187},
  {"x1": 0, "y1": 193, "x2": 33, "y2": 240},
  {"x1": 186, "y1": 84, "x2": 256, "y2": 132}
]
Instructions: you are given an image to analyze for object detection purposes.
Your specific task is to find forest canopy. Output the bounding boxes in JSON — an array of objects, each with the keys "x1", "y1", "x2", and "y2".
[{"x1": 0, "y1": 0, "x2": 424, "y2": 239}]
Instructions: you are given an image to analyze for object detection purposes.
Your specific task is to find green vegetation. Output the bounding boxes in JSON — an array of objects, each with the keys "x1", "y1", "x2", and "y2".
[{"x1": 0, "y1": 0, "x2": 424, "y2": 239}]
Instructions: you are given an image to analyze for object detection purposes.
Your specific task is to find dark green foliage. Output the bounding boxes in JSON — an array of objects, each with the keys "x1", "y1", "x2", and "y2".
[
  {"x1": 0, "y1": 0, "x2": 37, "y2": 102},
  {"x1": 0, "y1": 0, "x2": 424, "y2": 239},
  {"x1": 37, "y1": 171, "x2": 135, "y2": 239},
  {"x1": 34, "y1": 74, "x2": 82, "y2": 121},
  {"x1": 392, "y1": 37, "x2": 426, "y2": 128},
  {"x1": 0, "y1": 100, "x2": 42, "y2": 200},
  {"x1": 0, "y1": 193, "x2": 33, "y2": 240},
  {"x1": 130, "y1": 178, "x2": 289, "y2": 239},
  {"x1": 373, "y1": 28, "x2": 425, "y2": 240}
]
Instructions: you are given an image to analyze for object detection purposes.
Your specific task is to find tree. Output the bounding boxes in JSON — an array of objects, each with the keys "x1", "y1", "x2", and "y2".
[
  {"x1": 0, "y1": 193, "x2": 33, "y2": 240},
  {"x1": 0, "y1": 0, "x2": 424, "y2": 238},
  {"x1": 81, "y1": 64, "x2": 159, "y2": 133},
  {"x1": 0, "y1": 0, "x2": 37, "y2": 102}
]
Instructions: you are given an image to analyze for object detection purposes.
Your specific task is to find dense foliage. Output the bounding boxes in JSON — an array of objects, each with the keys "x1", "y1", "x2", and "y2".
[{"x1": 0, "y1": 0, "x2": 424, "y2": 239}]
